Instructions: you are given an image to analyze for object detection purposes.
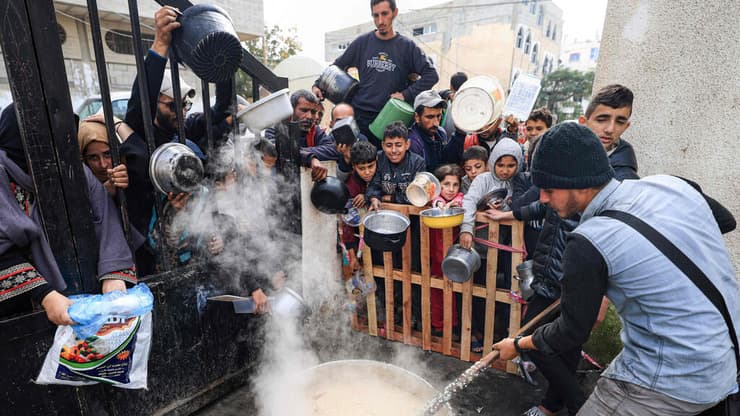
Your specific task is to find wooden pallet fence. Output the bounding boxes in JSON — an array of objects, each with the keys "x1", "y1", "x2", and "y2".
[{"x1": 353, "y1": 203, "x2": 526, "y2": 373}]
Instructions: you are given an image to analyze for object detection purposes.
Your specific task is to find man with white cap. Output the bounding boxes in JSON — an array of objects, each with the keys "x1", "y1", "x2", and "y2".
[{"x1": 408, "y1": 89, "x2": 463, "y2": 171}]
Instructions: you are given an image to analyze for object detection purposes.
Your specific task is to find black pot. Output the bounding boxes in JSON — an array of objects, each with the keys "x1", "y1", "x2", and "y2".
[
  {"x1": 362, "y1": 210, "x2": 410, "y2": 252},
  {"x1": 476, "y1": 188, "x2": 508, "y2": 211},
  {"x1": 316, "y1": 65, "x2": 359, "y2": 104},
  {"x1": 310, "y1": 176, "x2": 349, "y2": 214},
  {"x1": 172, "y1": 4, "x2": 243, "y2": 83}
]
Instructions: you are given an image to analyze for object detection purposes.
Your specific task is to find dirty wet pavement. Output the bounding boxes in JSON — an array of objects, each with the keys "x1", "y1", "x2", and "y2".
[{"x1": 194, "y1": 328, "x2": 599, "y2": 416}]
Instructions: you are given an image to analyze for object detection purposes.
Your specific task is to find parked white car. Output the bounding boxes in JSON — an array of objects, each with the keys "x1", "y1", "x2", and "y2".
[{"x1": 76, "y1": 91, "x2": 131, "y2": 120}]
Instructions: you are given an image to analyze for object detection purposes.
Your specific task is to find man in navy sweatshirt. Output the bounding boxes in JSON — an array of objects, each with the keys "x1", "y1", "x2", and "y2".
[{"x1": 312, "y1": 0, "x2": 439, "y2": 149}]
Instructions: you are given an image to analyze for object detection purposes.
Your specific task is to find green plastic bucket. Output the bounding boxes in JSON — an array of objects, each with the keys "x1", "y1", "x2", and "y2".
[{"x1": 369, "y1": 98, "x2": 414, "y2": 139}]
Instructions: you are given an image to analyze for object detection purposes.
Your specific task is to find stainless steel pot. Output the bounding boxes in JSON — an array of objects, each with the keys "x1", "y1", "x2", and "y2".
[
  {"x1": 442, "y1": 244, "x2": 481, "y2": 283},
  {"x1": 304, "y1": 360, "x2": 453, "y2": 415},
  {"x1": 362, "y1": 210, "x2": 411, "y2": 252},
  {"x1": 514, "y1": 260, "x2": 535, "y2": 298},
  {"x1": 148, "y1": 142, "x2": 204, "y2": 195}
]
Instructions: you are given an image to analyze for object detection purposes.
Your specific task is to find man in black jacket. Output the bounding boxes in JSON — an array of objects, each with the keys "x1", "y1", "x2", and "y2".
[{"x1": 579, "y1": 84, "x2": 639, "y2": 180}]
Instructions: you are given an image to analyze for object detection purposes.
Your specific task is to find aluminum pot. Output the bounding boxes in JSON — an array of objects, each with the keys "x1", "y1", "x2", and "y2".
[
  {"x1": 304, "y1": 360, "x2": 453, "y2": 415},
  {"x1": 149, "y1": 142, "x2": 204, "y2": 195},
  {"x1": 514, "y1": 260, "x2": 535, "y2": 298},
  {"x1": 362, "y1": 210, "x2": 410, "y2": 252},
  {"x1": 271, "y1": 287, "x2": 311, "y2": 320},
  {"x1": 316, "y1": 65, "x2": 359, "y2": 104},
  {"x1": 442, "y1": 244, "x2": 481, "y2": 283}
]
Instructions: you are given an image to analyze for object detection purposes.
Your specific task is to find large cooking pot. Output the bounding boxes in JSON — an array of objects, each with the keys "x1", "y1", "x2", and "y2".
[
  {"x1": 362, "y1": 210, "x2": 410, "y2": 252},
  {"x1": 149, "y1": 143, "x2": 204, "y2": 195},
  {"x1": 316, "y1": 65, "x2": 359, "y2": 104},
  {"x1": 236, "y1": 88, "x2": 292, "y2": 133},
  {"x1": 304, "y1": 360, "x2": 453, "y2": 415},
  {"x1": 451, "y1": 75, "x2": 506, "y2": 133},
  {"x1": 442, "y1": 244, "x2": 481, "y2": 283},
  {"x1": 310, "y1": 176, "x2": 350, "y2": 214},
  {"x1": 476, "y1": 188, "x2": 508, "y2": 211},
  {"x1": 172, "y1": 4, "x2": 242, "y2": 82}
]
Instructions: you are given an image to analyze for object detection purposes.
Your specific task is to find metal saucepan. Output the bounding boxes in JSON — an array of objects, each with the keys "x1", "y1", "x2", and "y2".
[
  {"x1": 310, "y1": 176, "x2": 350, "y2": 214},
  {"x1": 149, "y1": 142, "x2": 204, "y2": 195},
  {"x1": 442, "y1": 244, "x2": 481, "y2": 283},
  {"x1": 514, "y1": 260, "x2": 535, "y2": 298},
  {"x1": 362, "y1": 210, "x2": 410, "y2": 252}
]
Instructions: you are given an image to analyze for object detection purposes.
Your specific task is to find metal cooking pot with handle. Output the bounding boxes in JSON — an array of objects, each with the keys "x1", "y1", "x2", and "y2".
[
  {"x1": 442, "y1": 244, "x2": 481, "y2": 283},
  {"x1": 514, "y1": 260, "x2": 535, "y2": 298},
  {"x1": 149, "y1": 142, "x2": 204, "y2": 195},
  {"x1": 362, "y1": 210, "x2": 410, "y2": 252}
]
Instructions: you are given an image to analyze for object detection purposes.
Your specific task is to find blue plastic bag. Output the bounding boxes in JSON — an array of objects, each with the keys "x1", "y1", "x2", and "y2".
[{"x1": 68, "y1": 283, "x2": 154, "y2": 339}]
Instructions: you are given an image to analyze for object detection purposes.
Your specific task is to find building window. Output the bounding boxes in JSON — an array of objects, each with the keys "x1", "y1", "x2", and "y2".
[
  {"x1": 57, "y1": 24, "x2": 66, "y2": 45},
  {"x1": 542, "y1": 56, "x2": 549, "y2": 75},
  {"x1": 590, "y1": 47, "x2": 599, "y2": 60},
  {"x1": 546, "y1": 21, "x2": 551, "y2": 37},
  {"x1": 337, "y1": 42, "x2": 350, "y2": 50},
  {"x1": 105, "y1": 30, "x2": 154, "y2": 55},
  {"x1": 524, "y1": 32, "x2": 531, "y2": 54},
  {"x1": 551, "y1": 24, "x2": 557, "y2": 40},
  {"x1": 537, "y1": 6, "x2": 544, "y2": 25},
  {"x1": 516, "y1": 27, "x2": 524, "y2": 49},
  {"x1": 531, "y1": 43, "x2": 539, "y2": 64},
  {"x1": 529, "y1": 0, "x2": 537, "y2": 14},
  {"x1": 412, "y1": 23, "x2": 437, "y2": 37},
  {"x1": 569, "y1": 52, "x2": 580, "y2": 62}
]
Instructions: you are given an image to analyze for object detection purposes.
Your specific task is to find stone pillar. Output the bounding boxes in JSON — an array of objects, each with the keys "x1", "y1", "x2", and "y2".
[{"x1": 595, "y1": 0, "x2": 740, "y2": 267}]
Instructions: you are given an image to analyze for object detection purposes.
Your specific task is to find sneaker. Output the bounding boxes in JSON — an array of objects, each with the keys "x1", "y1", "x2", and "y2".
[{"x1": 521, "y1": 406, "x2": 547, "y2": 416}]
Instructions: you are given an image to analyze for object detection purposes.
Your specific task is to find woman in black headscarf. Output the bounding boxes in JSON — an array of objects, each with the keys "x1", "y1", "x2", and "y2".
[{"x1": 0, "y1": 103, "x2": 74, "y2": 324}]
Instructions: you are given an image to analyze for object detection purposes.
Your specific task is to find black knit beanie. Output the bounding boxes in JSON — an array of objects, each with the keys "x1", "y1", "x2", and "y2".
[{"x1": 531, "y1": 122, "x2": 615, "y2": 189}]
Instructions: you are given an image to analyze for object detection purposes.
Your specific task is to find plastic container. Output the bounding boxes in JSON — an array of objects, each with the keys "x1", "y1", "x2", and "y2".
[
  {"x1": 406, "y1": 172, "x2": 441, "y2": 207},
  {"x1": 236, "y1": 88, "x2": 292, "y2": 133},
  {"x1": 450, "y1": 75, "x2": 506, "y2": 133},
  {"x1": 419, "y1": 207, "x2": 465, "y2": 229},
  {"x1": 172, "y1": 4, "x2": 242, "y2": 83},
  {"x1": 316, "y1": 65, "x2": 359, "y2": 104},
  {"x1": 369, "y1": 98, "x2": 414, "y2": 139}
]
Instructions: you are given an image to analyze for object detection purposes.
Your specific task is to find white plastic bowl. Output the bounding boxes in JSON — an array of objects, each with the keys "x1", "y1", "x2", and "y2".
[{"x1": 236, "y1": 88, "x2": 292, "y2": 133}]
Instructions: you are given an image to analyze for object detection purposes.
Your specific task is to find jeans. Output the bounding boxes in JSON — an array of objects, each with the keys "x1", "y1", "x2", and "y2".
[
  {"x1": 578, "y1": 377, "x2": 717, "y2": 416},
  {"x1": 524, "y1": 293, "x2": 585, "y2": 415}
]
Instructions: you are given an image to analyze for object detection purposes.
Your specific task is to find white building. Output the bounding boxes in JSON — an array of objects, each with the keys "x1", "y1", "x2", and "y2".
[
  {"x1": 325, "y1": 0, "x2": 563, "y2": 89},
  {"x1": 560, "y1": 38, "x2": 600, "y2": 72},
  {"x1": 0, "y1": 0, "x2": 264, "y2": 108}
]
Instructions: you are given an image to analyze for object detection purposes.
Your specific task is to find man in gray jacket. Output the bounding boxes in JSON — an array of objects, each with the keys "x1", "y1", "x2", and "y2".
[{"x1": 494, "y1": 122, "x2": 738, "y2": 415}]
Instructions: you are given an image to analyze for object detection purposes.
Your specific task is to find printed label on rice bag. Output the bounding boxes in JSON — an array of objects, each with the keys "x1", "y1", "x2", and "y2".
[{"x1": 54, "y1": 316, "x2": 140, "y2": 384}]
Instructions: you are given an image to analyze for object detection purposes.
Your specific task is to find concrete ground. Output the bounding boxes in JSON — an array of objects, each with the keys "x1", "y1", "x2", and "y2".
[{"x1": 194, "y1": 328, "x2": 600, "y2": 416}]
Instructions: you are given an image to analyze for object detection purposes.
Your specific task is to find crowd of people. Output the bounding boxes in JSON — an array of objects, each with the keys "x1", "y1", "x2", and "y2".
[{"x1": 0, "y1": 0, "x2": 737, "y2": 415}]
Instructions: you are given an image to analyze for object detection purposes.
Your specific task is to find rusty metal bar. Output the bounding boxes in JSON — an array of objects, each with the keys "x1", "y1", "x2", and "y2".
[{"x1": 86, "y1": 0, "x2": 131, "y2": 239}]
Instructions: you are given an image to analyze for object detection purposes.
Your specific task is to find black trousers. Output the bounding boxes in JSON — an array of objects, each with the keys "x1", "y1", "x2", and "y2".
[{"x1": 523, "y1": 293, "x2": 585, "y2": 416}]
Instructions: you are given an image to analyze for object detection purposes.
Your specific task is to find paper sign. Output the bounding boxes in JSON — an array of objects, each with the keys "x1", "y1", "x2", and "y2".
[{"x1": 502, "y1": 74, "x2": 542, "y2": 122}]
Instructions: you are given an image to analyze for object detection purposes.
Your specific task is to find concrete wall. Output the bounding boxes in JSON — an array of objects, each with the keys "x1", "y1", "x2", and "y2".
[{"x1": 595, "y1": 0, "x2": 740, "y2": 268}]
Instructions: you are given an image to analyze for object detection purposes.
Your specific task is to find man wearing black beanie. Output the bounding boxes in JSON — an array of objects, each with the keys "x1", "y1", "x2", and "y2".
[{"x1": 492, "y1": 122, "x2": 738, "y2": 415}]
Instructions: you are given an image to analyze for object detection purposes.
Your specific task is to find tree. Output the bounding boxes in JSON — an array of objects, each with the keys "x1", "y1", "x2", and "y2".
[
  {"x1": 236, "y1": 25, "x2": 302, "y2": 99},
  {"x1": 535, "y1": 69, "x2": 594, "y2": 122}
]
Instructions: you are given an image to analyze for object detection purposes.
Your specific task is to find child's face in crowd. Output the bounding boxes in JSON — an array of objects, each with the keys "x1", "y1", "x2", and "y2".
[
  {"x1": 463, "y1": 158, "x2": 487, "y2": 182},
  {"x1": 262, "y1": 154, "x2": 277, "y2": 169},
  {"x1": 494, "y1": 155, "x2": 518, "y2": 180},
  {"x1": 353, "y1": 160, "x2": 377, "y2": 183},
  {"x1": 439, "y1": 174, "x2": 460, "y2": 202},
  {"x1": 382, "y1": 136, "x2": 409, "y2": 164},
  {"x1": 580, "y1": 104, "x2": 631, "y2": 151},
  {"x1": 525, "y1": 119, "x2": 549, "y2": 141}
]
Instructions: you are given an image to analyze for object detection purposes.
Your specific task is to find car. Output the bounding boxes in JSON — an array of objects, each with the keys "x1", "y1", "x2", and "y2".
[{"x1": 76, "y1": 91, "x2": 131, "y2": 120}]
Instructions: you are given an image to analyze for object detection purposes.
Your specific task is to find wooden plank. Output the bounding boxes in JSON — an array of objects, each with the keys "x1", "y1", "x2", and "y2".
[
  {"x1": 420, "y1": 219, "x2": 432, "y2": 350},
  {"x1": 483, "y1": 220, "x2": 500, "y2": 356},
  {"x1": 362, "y1": 225, "x2": 378, "y2": 336},
  {"x1": 460, "y1": 272, "x2": 473, "y2": 361},
  {"x1": 402, "y1": 224, "x2": 412, "y2": 343},
  {"x1": 441, "y1": 228, "x2": 453, "y2": 355},
  {"x1": 383, "y1": 251, "x2": 394, "y2": 339},
  {"x1": 506, "y1": 221, "x2": 525, "y2": 374}
]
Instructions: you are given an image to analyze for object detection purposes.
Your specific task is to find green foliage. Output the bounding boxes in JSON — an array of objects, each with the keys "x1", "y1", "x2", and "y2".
[
  {"x1": 536, "y1": 69, "x2": 594, "y2": 122},
  {"x1": 236, "y1": 25, "x2": 302, "y2": 99},
  {"x1": 583, "y1": 303, "x2": 623, "y2": 367}
]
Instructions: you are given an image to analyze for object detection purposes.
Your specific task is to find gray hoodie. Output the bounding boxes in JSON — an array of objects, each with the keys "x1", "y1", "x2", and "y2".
[{"x1": 461, "y1": 138, "x2": 524, "y2": 234}]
